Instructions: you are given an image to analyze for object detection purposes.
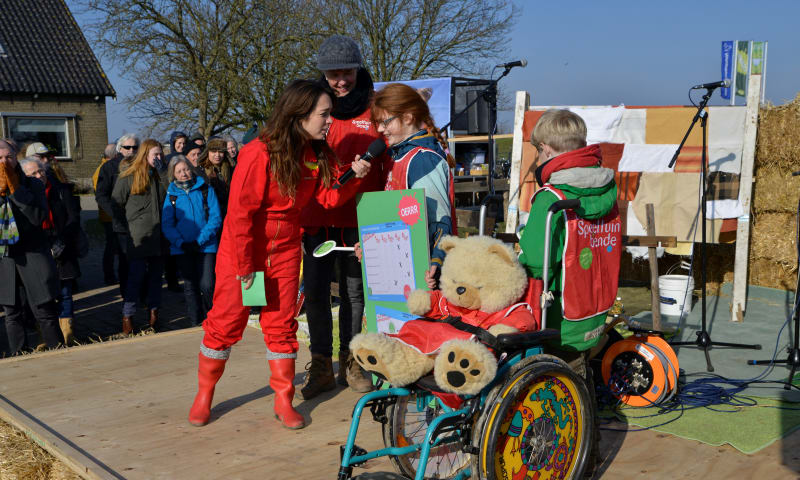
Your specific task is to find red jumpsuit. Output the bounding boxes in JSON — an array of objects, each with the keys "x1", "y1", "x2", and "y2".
[{"x1": 202, "y1": 139, "x2": 361, "y2": 355}]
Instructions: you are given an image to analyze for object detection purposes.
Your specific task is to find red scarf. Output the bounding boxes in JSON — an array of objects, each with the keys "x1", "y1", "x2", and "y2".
[
  {"x1": 42, "y1": 181, "x2": 55, "y2": 231},
  {"x1": 535, "y1": 144, "x2": 601, "y2": 186}
]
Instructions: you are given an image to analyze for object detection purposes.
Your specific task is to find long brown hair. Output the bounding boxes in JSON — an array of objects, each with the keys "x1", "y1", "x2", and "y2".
[
  {"x1": 119, "y1": 138, "x2": 161, "y2": 195},
  {"x1": 371, "y1": 83, "x2": 455, "y2": 167},
  {"x1": 258, "y1": 79, "x2": 336, "y2": 196},
  {"x1": 199, "y1": 138, "x2": 233, "y2": 183}
]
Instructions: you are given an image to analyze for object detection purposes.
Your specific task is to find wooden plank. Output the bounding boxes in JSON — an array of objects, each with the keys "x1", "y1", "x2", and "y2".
[
  {"x1": 454, "y1": 179, "x2": 509, "y2": 194},
  {"x1": 0, "y1": 329, "x2": 392, "y2": 479},
  {"x1": 646, "y1": 204, "x2": 662, "y2": 331},
  {"x1": 622, "y1": 235, "x2": 677, "y2": 248},
  {"x1": 449, "y1": 133, "x2": 514, "y2": 142},
  {"x1": 0, "y1": 394, "x2": 122, "y2": 480},
  {"x1": 505, "y1": 91, "x2": 530, "y2": 235},
  {"x1": 731, "y1": 74, "x2": 762, "y2": 323}
]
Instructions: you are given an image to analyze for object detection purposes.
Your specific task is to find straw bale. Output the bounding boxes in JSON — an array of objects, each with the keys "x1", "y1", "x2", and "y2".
[
  {"x1": 750, "y1": 212, "x2": 797, "y2": 265},
  {"x1": 752, "y1": 166, "x2": 800, "y2": 214},
  {"x1": 0, "y1": 419, "x2": 81, "y2": 480},
  {"x1": 755, "y1": 93, "x2": 800, "y2": 172},
  {"x1": 749, "y1": 257, "x2": 797, "y2": 291}
]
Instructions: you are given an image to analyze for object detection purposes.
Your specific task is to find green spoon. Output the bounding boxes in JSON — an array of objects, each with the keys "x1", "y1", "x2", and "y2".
[{"x1": 312, "y1": 240, "x2": 355, "y2": 258}]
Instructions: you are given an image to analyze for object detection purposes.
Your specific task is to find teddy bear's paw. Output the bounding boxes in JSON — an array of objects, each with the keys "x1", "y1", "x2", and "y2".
[
  {"x1": 406, "y1": 289, "x2": 431, "y2": 316},
  {"x1": 434, "y1": 340, "x2": 498, "y2": 395},
  {"x1": 487, "y1": 324, "x2": 518, "y2": 336},
  {"x1": 350, "y1": 333, "x2": 394, "y2": 382},
  {"x1": 350, "y1": 333, "x2": 433, "y2": 386}
]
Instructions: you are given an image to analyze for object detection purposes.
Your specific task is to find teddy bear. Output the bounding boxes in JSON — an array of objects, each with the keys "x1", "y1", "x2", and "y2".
[{"x1": 349, "y1": 235, "x2": 539, "y2": 395}]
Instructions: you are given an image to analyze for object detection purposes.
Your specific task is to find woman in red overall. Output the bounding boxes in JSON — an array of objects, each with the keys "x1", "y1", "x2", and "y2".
[
  {"x1": 371, "y1": 83, "x2": 457, "y2": 284},
  {"x1": 188, "y1": 80, "x2": 371, "y2": 429}
]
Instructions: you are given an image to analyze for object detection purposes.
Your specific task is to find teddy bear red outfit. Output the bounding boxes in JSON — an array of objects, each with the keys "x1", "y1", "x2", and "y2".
[{"x1": 387, "y1": 290, "x2": 538, "y2": 355}]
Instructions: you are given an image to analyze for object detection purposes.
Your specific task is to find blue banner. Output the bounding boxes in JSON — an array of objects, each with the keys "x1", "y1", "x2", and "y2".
[
  {"x1": 374, "y1": 78, "x2": 452, "y2": 130},
  {"x1": 721, "y1": 41, "x2": 734, "y2": 100}
]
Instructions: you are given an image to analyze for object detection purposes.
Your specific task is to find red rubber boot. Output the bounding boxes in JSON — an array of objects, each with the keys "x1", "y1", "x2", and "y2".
[
  {"x1": 268, "y1": 358, "x2": 307, "y2": 429},
  {"x1": 188, "y1": 353, "x2": 227, "y2": 426}
]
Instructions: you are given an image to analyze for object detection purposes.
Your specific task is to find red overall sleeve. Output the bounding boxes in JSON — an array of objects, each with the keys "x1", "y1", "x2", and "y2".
[
  {"x1": 227, "y1": 143, "x2": 269, "y2": 277},
  {"x1": 313, "y1": 171, "x2": 365, "y2": 208}
]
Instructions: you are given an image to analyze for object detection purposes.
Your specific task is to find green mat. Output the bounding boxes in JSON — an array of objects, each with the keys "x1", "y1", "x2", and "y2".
[
  {"x1": 601, "y1": 396, "x2": 800, "y2": 454},
  {"x1": 630, "y1": 283, "x2": 800, "y2": 402}
]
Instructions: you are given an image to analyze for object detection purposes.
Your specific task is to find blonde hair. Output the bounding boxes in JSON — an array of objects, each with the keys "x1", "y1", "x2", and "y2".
[
  {"x1": 531, "y1": 109, "x2": 587, "y2": 153},
  {"x1": 119, "y1": 138, "x2": 161, "y2": 195}
]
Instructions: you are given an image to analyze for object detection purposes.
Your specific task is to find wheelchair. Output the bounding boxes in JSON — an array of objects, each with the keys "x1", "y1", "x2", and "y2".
[{"x1": 338, "y1": 199, "x2": 595, "y2": 480}]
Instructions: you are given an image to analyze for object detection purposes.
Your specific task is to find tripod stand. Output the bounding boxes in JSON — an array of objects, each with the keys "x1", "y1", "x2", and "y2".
[
  {"x1": 668, "y1": 86, "x2": 761, "y2": 372},
  {"x1": 748, "y1": 172, "x2": 800, "y2": 389}
]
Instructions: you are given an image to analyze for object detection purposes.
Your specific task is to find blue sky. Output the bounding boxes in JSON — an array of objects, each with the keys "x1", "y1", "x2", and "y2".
[{"x1": 69, "y1": 0, "x2": 799, "y2": 141}]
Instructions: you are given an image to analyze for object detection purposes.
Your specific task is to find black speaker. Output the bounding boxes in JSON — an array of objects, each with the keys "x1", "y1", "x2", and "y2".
[{"x1": 466, "y1": 90, "x2": 489, "y2": 135}]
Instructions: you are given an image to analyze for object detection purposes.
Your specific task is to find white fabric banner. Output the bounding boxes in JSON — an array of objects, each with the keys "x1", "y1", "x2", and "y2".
[
  {"x1": 708, "y1": 106, "x2": 747, "y2": 173},
  {"x1": 618, "y1": 144, "x2": 678, "y2": 172},
  {"x1": 567, "y1": 106, "x2": 625, "y2": 145},
  {"x1": 610, "y1": 108, "x2": 646, "y2": 144},
  {"x1": 706, "y1": 199, "x2": 744, "y2": 219}
]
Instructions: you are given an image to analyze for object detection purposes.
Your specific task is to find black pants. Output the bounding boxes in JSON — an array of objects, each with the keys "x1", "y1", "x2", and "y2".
[
  {"x1": 303, "y1": 227, "x2": 364, "y2": 357},
  {"x1": 176, "y1": 252, "x2": 216, "y2": 326},
  {"x1": 101, "y1": 221, "x2": 118, "y2": 283},
  {"x1": 114, "y1": 232, "x2": 130, "y2": 297},
  {"x1": 3, "y1": 272, "x2": 61, "y2": 354},
  {"x1": 165, "y1": 255, "x2": 179, "y2": 287}
]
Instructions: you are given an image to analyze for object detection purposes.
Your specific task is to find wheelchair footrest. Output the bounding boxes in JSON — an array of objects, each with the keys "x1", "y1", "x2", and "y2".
[{"x1": 340, "y1": 444, "x2": 369, "y2": 468}]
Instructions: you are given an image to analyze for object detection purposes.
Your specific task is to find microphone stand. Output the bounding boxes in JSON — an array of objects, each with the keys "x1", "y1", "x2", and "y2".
[
  {"x1": 668, "y1": 86, "x2": 761, "y2": 372},
  {"x1": 440, "y1": 67, "x2": 515, "y2": 235}
]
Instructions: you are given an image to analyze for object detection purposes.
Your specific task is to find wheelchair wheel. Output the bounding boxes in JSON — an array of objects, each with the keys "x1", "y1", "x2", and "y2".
[
  {"x1": 472, "y1": 357, "x2": 593, "y2": 479},
  {"x1": 382, "y1": 393, "x2": 471, "y2": 479}
]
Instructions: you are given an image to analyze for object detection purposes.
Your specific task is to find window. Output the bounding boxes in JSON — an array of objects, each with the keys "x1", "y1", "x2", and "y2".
[{"x1": 6, "y1": 116, "x2": 71, "y2": 159}]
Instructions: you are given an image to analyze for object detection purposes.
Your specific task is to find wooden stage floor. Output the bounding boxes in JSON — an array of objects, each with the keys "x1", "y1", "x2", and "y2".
[{"x1": 2, "y1": 326, "x2": 800, "y2": 479}]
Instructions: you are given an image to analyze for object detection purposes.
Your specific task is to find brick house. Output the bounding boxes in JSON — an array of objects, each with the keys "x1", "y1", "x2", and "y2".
[{"x1": 0, "y1": 0, "x2": 115, "y2": 184}]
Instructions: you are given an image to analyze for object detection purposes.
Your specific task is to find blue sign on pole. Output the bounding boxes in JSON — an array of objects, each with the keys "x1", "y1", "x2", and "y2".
[{"x1": 721, "y1": 41, "x2": 734, "y2": 100}]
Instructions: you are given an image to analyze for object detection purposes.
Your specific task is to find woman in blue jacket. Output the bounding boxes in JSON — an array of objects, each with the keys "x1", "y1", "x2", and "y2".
[{"x1": 162, "y1": 155, "x2": 223, "y2": 326}]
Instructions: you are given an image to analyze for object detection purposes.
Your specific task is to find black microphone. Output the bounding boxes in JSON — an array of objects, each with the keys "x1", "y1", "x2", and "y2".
[
  {"x1": 691, "y1": 79, "x2": 731, "y2": 90},
  {"x1": 496, "y1": 59, "x2": 527, "y2": 69},
  {"x1": 334, "y1": 138, "x2": 387, "y2": 188}
]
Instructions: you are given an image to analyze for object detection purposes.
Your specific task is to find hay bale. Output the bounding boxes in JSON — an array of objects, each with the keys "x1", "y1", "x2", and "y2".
[
  {"x1": 749, "y1": 257, "x2": 797, "y2": 292},
  {"x1": 752, "y1": 166, "x2": 800, "y2": 214},
  {"x1": 750, "y1": 212, "x2": 797, "y2": 264},
  {"x1": 755, "y1": 93, "x2": 800, "y2": 173},
  {"x1": 0, "y1": 419, "x2": 81, "y2": 480}
]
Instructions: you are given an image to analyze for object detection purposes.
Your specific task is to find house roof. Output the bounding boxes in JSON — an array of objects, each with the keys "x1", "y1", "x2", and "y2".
[{"x1": 0, "y1": 0, "x2": 116, "y2": 97}]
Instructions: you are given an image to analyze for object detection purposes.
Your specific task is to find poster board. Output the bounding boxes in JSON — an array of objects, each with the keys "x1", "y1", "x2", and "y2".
[{"x1": 357, "y1": 189, "x2": 430, "y2": 334}]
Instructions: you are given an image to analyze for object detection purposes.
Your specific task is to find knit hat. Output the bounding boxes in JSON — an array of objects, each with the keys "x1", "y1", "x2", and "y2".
[
  {"x1": 316, "y1": 35, "x2": 362, "y2": 71},
  {"x1": 183, "y1": 143, "x2": 202, "y2": 156}
]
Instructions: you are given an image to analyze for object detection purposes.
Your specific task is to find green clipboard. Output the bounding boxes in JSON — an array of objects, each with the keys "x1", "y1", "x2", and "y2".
[{"x1": 241, "y1": 271, "x2": 267, "y2": 306}]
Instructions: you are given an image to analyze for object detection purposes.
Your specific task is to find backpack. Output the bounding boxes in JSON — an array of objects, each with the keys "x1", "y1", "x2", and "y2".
[{"x1": 170, "y1": 183, "x2": 209, "y2": 223}]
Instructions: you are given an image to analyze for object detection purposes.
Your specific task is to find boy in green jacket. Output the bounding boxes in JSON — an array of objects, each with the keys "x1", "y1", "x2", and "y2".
[
  {"x1": 518, "y1": 109, "x2": 618, "y2": 354},
  {"x1": 518, "y1": 108, "x2": 620, "y2": 478}
]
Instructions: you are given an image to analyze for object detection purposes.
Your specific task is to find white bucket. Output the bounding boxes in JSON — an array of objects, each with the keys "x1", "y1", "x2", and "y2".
[{"x1": 658, "y1": 275, "x2": 694, "y2": 316}]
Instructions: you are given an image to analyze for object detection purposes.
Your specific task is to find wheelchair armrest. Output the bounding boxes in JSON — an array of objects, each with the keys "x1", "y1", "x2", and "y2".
[{"x1": 494, "y1": 329, "x2": 560, "y2": 351}]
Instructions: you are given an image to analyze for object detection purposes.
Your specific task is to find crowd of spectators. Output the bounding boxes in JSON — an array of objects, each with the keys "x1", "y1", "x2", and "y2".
[{"x1": 0, "y1": 130, "x2": 239, "y2": 355}]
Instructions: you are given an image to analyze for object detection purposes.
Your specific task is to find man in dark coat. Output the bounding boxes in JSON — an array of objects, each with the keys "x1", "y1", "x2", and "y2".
[
  {"x1": 0, "y1": 140, "x2": 62, "y2": 354},
  {"x1": 95, "y1": 133, "x2": 139, "y2": 295}
]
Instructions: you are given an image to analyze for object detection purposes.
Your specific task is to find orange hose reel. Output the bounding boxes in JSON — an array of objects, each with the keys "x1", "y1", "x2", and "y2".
[{"x1": 601, "y1": 333, "x2": 679, "y2": 407}]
